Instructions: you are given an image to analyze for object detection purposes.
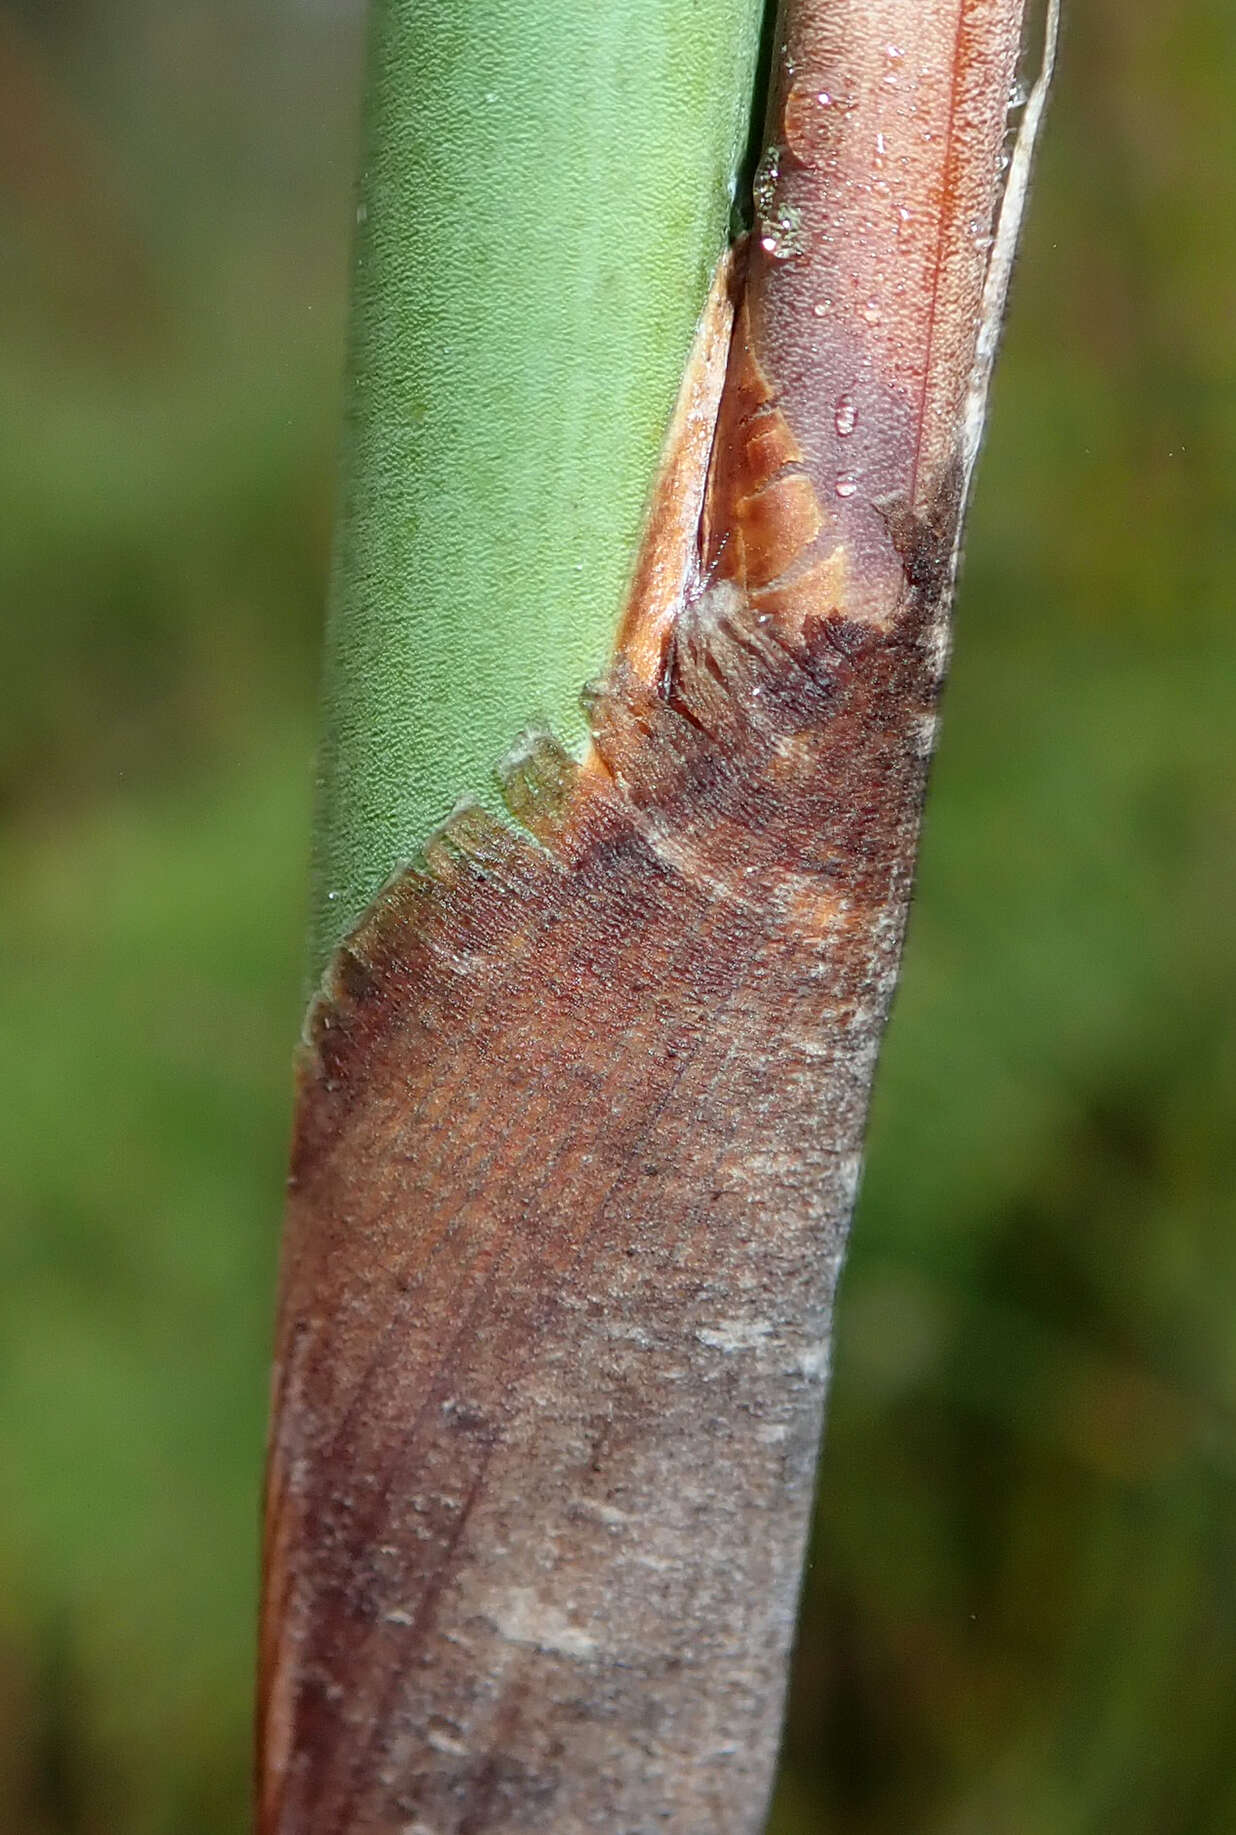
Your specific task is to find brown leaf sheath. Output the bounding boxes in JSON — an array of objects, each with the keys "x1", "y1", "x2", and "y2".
[{"x1": 259, "y1": 4, "x2": 1044, "y2": 1831}]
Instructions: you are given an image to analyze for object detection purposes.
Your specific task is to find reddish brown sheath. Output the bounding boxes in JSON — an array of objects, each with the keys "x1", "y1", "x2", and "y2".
[{"x1": 259, "y1": 4, "x2": 1051, "y2": 1830}]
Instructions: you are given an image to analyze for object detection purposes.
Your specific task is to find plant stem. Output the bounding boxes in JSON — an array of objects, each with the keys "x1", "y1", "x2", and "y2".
[
  {"x1": 261, "y1": 4, "x2": 1054, "y2": 1831},
  {"x1": 309, "y1": 0, "x2": 764, "y2": 978}
]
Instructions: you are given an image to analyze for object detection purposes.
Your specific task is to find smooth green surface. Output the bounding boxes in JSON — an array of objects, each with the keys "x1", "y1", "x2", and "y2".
[
  {"x1": 5, "y1": 3, "x2": 1236, "y2": 1831},
  {"x1": 310, "y1": 0, "x2": 763, "y2": 974}
]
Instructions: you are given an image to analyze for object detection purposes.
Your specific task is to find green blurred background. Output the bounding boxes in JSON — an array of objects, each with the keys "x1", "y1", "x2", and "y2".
[{"x1": 1, "y1": 2, "x2": 1233, "y2": 1829}]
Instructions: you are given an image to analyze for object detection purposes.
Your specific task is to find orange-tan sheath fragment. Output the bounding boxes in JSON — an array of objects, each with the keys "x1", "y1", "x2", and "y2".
[{"x1": 258, "y1": 4, "x2": 1040, "y2": 1832}]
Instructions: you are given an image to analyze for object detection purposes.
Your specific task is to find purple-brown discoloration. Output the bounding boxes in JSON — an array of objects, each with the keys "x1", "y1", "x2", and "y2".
[
  {"x1": 259, "y1": 3, "x2": 1042, "y2": 1829},
  {"x1": 750, "y1": 0, "x2": 1024, "y2": 621},
  {"x1": 259, "y1": 451, "x2": 959, "y2": 1831}
]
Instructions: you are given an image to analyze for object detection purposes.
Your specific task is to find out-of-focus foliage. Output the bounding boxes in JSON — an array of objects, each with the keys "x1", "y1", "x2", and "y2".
[{"x1": 0, "y1": 2, "x2": 1232, "y2": 1831}]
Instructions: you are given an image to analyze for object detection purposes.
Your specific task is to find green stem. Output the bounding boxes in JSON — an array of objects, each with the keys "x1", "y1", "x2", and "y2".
[{"x1": 309, "y1": 0, "x2": 764, "y2": 978}]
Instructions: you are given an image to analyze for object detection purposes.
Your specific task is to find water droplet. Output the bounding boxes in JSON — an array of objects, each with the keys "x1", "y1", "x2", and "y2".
[
  {"x1": 816, "y1": 90, "x2": 833, "y2": 107},
  {"x1": 812, "y1": 298, "x2": 833, "y2": 318},
  {"x1": 875, "y1": 132, "x2": 888, "y2": 159},
  {"x1": 862, "y1": 297, "x2": 882, "y2": 325},
  {"x1": 1009, "y1": 77, "x2": 1029, "y2": 109},
  {"x1": 834, "y1": 395, "x2": 857, "y2": 437},
  {"x1": 886, "y1": 43, "x2": 905, "y2": 60},
  {"x1": 834, "y1": 473, "x2": 858, "y2": 499}
]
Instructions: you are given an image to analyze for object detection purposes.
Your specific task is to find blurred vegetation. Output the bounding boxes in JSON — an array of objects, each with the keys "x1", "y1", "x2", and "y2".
[{"x1": 0, "y1": 2, "x2": 1232, "y2": 1831}]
